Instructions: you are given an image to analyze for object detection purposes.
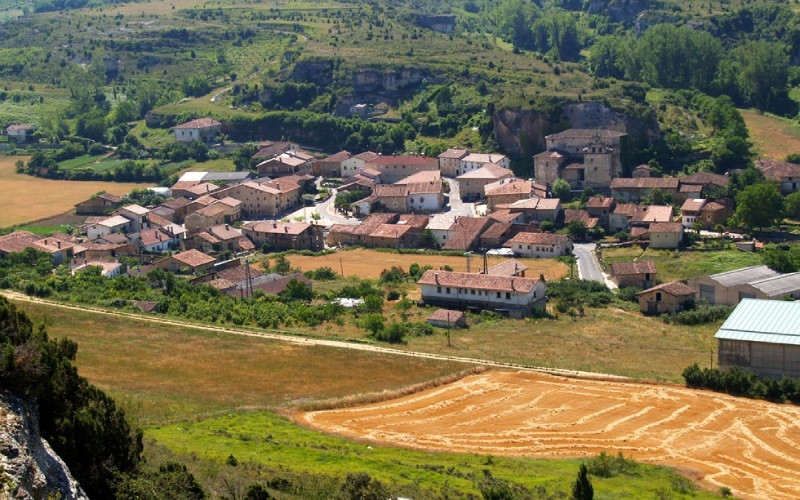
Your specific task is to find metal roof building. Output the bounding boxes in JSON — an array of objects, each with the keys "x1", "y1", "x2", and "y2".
[
  {"x1": 687, "y1": 265, "x2": 784, "y2": 305},
  {"x1": 715, "y1": 299, "x2": 800, "y2": 378}
]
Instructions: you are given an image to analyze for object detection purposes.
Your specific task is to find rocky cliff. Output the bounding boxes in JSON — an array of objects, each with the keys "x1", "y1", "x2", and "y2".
[
  {"x1": 0, "y1": 392, "x2": 87, "y2": 500},
  {"x1": 493, "y1": 101, "x2": 660, "y2": 157}
]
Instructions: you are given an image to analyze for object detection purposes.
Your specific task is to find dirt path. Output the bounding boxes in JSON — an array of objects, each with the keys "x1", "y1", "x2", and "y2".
[
  {"x1": 299, "y1": 370, "x2": 800, "y2": 499},
  {"x1": 0, "y1": 291, "x2": 627, "y2": 381}
]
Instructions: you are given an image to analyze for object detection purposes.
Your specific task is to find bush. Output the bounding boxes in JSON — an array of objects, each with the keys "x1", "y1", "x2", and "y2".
[
  {"x1": 373, "y1": 322, "x2": 407, "y2": 343},
  {"x1": 616, "y1": 287, "x2": 640, "y2": 303},
  {"x1": 548, "y1": 280, "x2": 613, "y2": 308},
  {"x1": 386, "y1": 290, "x2": 401, "y2": 301},
  {"x1": 682, "y1": 363, "x2": 800, "y2": 403},
  {"x1": 305, "y1": 267, "x2": 338, "y2": 281},
  {"x1": 379, "y1": 266, "x2": 408, "y2": 284},
  {"x1": 662, "y1": 303, "x2": 731, "y2": 325}
]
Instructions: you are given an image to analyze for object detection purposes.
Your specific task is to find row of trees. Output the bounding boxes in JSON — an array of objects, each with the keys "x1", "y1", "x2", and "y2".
[{"x1": 589, "y1": 25, "x2": 791, "y2": 114}]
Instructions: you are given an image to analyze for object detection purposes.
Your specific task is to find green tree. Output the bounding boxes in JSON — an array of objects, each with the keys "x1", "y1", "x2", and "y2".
[
  {"x1": 572, "y1": 463, "x2": 593, "y2": 500},
  {"x1": 340, "y1": 472, "x2": 390, "y2": 500},
  {"x1": 361, "y1": 314, "x2": 385, "y2": 336},
  {"x1": 734, "y1": 182, "x2": 784, "y2": 229},
  {"x1": 279, "y1": 278, "x2": 314, "y2": 302},
  {"x1": 731, "y1": 40, "x2": 790, "y2": 113},
  {"x1": 785, "y1": 192, "x2": 800, "y2": 220},
  {"x1": 552, "y1": 178, "x2": 571, "y2": 201},
  {"x1": 116, "y1": 462, "x2": 205, "y2": 500},
  {"x1": 272, "y1": 254, "x2": 292, "y2": 274},
  {"x1": 418, "y1": 229, "x2": 438, "y2": 249},
  {"x1": 566, "y1": 221, "x2": 587, "y2": 241}
]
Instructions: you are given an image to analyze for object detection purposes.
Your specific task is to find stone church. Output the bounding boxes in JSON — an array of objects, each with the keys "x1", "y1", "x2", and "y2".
[{"x1": 533, "y1": 129, "x2": 626, "y2": 190}]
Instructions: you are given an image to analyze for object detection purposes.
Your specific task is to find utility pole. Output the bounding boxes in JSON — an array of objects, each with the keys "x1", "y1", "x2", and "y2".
[{"x1": 340, "y1": 257, "x2": 344, "y2": 277}]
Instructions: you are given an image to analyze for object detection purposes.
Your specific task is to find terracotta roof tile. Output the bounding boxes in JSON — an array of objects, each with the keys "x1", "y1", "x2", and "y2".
[
  {"x1": 610, "y1": 260, "x2": 657, "y2": 276},
  {"x1": 505, "y1": 232, "x2": 570, "y2": 246},
  {"x1": 639, "y1": 281, "x2": 695, "y2": 296},
  {"x1": 418, "y1": 269, "x2": 540, "y2": 293},
  {"x1": 175, "y1": 118, "x2": 221, "y2": 129}
]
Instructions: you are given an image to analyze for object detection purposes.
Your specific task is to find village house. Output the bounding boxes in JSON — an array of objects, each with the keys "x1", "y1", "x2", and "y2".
[
  {"x1": 312, "y1": 150, "x2": 351, "y2": 177},
  {"x1": 341, "y1": 151, "x2": 380, "y2": 177},
  {"x1": 176, "y1": 171, "x2": 252, "y2": 187},
  {"x1": 643, "y1": 222, "x2": 684, "y2": 249},
  {"x1": 688, "y1": 266, "x2": 800, "y2": 305},
  {"x1": 139, "y1": 227, "x2": 181, "y2": 253},
  {"x1": 585, "y1": 196, "x2": 616, "y2": 229},
  {"x1": 485, "y1": 179, "x2": 547, "y2": 212},
  {"x1": 251, "y1": 141, "x2": 298, "y2": 160},
  {"x1": 456, "y1": 163, "x2": 514, "y2": 200},
  {"x1": 69, "y1": 258, "x2": 123, "y2": 278},
  {"x1": 114, "y1": 204, "x2": 150, "y2": 233},
  {"x1": 184, "y1": 198, "x2": 242, "y2": 235},
  {"x1": 608, "y1": 204, "x2": 673, "y2": 234},
  {"x1": 364, "y1": 155, "x2": 438, "y2": 183},
  {"x1": 632, "y1": 164, "x2": 651, "y2": 178},
  {"x1": 756, "y1": 158, "x2": 800, "y2": 195},
  {"x1": 173, "y1": 118, "x2": 222, "y2": 143},
  {"x1": 328, "y1": 213, "x2": 395, "y2": 247},
  {"x1": 437, "y1": 148, "x2": 469, "y2": 177},
  {"x1": 638, "y1": 281, "x2": 696, "y2": 315},
  {"x1": 355, "y1": 171, "x2": 444, "y2": 215},
  {"x1": 458, "y1": 153, "x2": 511, "y2": 176},
  {"x1": 0, "y1": 231, "x2": 79, "y2": 264},
  {"x1": 715, "y1": 299, "x2": 800, "y2": 378},
  {"x1": 327, "y1": 213, "x2": 427, "y2": 249},
  {"x1": 417, "y1": 269, "x2": 547, "y2": 318},
  {"x1": 188, "y1": 224, "x2": 253, "y2": 254},
  {"x1": 425, "y1": 213, "x2": 457, "y2": 248},
  {"x1": 6, "y1": 124, "x2": 36, "y2": 142},
  {"x1": 216, "y1": 176, "x2": 308, "y2": 218},
  {"x1": 87, "y1": 215, "x2": 133, "y2": 240},
  {"x1": 170, "y1": 181, "x2": 220, "y2": 200},
  {"x1": 563, "y1": 209, "x2": 599, "y2": 230},
  {"x1": 154, "y1": 249, "x2": 216, "y2": 274},
  {"x1": 502, "y1": 198, "x2": 563, "y2": 224},
  {"x1": 241, "y1": 220, "x2": 324, "y2": 252},
  {"x1": 610, "y1": 177, "x2": 681, "y2": 202},
  {"x1": 610, "y1": 260, "x2": 657, "y2": 289},
  {"x1": 479, "y1": 221, "x2": 517, "y2": 249},
  {"x1": 679, "y1": 172, "x2": 730, "y2": 195},
  {"x1": 75, "y1": 193, "x2": 124, "y2": 215},
  {"x1": 680, "y1": 198, "x2": 734, "y2": 230},
  {"x1": 505, "y1": 232, "x2": 573, "y2": 258},
  {"x1": 441, "y1": 216, "x2": 493, "y2": 251},
  {"x1": 427, "y1": 309, "x2": 466, "y2": 328},
  {"x1": 257, "y1": 151, "x2": 314, "y2": 177},
  {"x1": 533, "y1": 128, "x2": 626, "y2": 189}
]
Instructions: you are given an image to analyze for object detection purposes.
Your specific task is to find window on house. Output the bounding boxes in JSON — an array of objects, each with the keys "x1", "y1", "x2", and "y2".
[
  {"x1": 446, "y1": 287, "x2": 451, "y2": 294},
  {"x1": 437, "y1": 286, "x2": 441, "y2": 293},
  {"x1": 656, "y1": 292, "x2": 662, "y2": 301},
  {"x1": 505, "y1": 292, "x2": 511, "y2": 299},
  {"x1": 496, "y1": 292, "x2": 501, "y2": 298},
  {"x1": 471, "y1": 289, "x2": 476, "y2": 295}
]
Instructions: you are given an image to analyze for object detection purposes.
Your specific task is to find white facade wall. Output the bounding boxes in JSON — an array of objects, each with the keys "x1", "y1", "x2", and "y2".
[
  {"x1": 87, "y1": 222, "x2": 129, "y2": 241},
  {"x1": 649, "y1": 231, "x2": 682, "y2": 249},
  {"x1": 681, "y1": 214, "x2": 698, "y2": 229},
  {"x1": 420, "y1": 281, "x2": 545, "y2": 309},
  {"x1": 175, "y1": 128, "x2": 201, "y2": 142},
  {"x1": 341, "y1": 158, "x2": 368, "y2": 177},
  {"x1": 511, "y1": 241, "x2": 572, "y2": 258},
  {"x1": 407, "y1": 192, "x2": 443, "y2": 212}
]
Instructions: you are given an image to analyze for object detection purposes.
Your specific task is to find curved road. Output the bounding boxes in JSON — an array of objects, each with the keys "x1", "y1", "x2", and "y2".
[
  {"x1": 573, "y1": 243, "x2": 604, "y2": 283},
  {"x1": 2, "y1": 290, "x2": 628, "y2": 381}
]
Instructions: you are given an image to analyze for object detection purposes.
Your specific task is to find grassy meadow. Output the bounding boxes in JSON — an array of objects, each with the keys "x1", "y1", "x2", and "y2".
[
  {"x1": 11, "y1": 298, "x2": 724, "y2": 498},
  {"x1": 600, "y1": 245, "x2": 764, "y2": 283},
  {"x1": 0, "y1": 156, "x2": 147, "y2": 227},
  {"x1": 740, "y1": 108, "x2": 800, "y2": 160}
]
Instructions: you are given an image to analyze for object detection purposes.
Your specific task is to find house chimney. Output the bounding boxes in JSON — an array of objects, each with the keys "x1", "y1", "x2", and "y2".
[
  {"x1": 225, "y1": 224, "x2": 229, "y2": 230},
  {"x1": 57, "y1": 241, "x2": 61, "y2": 249},
  {"x1": 284, "y1": 226, "x2": 288, "y2": 233},
  {"x1": 434, "y1": 272, "x2": 439, "y2": 284},
  {"x1": 539, "y1": 273, "x2": 546, "y2": 283},
  {"x1": 511, "y1": 279, "x2": 516, "y2": 292}
]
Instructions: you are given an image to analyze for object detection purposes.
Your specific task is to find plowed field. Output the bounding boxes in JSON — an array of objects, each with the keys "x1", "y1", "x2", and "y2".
[{"x1": 299, "y1": 371, "x2": 800, "y2": 499}]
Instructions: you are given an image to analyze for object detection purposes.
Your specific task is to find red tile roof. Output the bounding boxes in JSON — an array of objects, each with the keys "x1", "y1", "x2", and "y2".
[
  {"x1": 175, "y1": 118, "x2": 222, "y2": 129},
  {"x1": 647, "y1": 222, "x2": 683, "y2": 233},
  {"x1": 173, "y1": 249, "x2": 215, "y2": 268},
  {"x1": 427, "y1": 309, "x2": 465, "y2": 323},
  {"x1": 586, "y1": 196, "x2": 615, "y2": 209},
  {"x1": 639, "y1": 281, "x2": 695, "y2": 297},
  {"x1": 610, "y1": 260, "x2": 657, "y2": 276},
  {"x1": 756, "y1": 158, "x2": 800, "y2": 181},
  {"x1": 563, "y1": 209, "x2": 598, "y2": 228},
  {"x1": 610, "y1": 177, "x2": 680, "y2": 190},
  {"x1": 366, "y1": 155, "x2": 438, "y2": 167},
  {"x1": 418, "y1": 269, "x2": 540, "y2": 293},
  {"x1": 438, "y1": 148, "x2": 469, "y2": 159},
  {"x1": 505, "y1": 232, "x2": 570, "y2": 246}
]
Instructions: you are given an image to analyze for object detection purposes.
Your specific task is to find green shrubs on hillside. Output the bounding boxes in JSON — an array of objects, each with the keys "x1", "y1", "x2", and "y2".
[
  {"x1": 683, "y1": 364, "x2": 800, "y2": 403},
  {"x1": 661, "y1": 304, "x2": 733, "y2": 326}
]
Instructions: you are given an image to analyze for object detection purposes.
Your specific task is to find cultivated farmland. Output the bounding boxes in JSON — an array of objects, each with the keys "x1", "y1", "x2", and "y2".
[
  {"x1": 285, "y1": 248, "x2": 570, "y2": 280},
  {"x1": 0, "y1": 156, "x2": 146, "y2": 227},
  {"x1": 740, "y1": 108, "x2": 800, "y2": 160},
  {"x1": 300, "y1": 370, "x2": 800, "y2": 500}
]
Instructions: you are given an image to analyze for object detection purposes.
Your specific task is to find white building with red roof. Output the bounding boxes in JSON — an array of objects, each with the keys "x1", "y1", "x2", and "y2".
[{"x1": 173, "y1": 118, "x2": 222, "y2": 143}]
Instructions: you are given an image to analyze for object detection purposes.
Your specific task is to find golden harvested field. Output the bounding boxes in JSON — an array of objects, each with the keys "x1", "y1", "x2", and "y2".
[
  {"x1": 13, "y1": 299, "x2": 466, "y2": 425},
  {"x1": 286, "y1": 248, "x2": 569, "y2": 280},
  {"x1": 0, "y1": 156, "x2": 146, "y2": 227},
  {"x1": 300, "y1": 370, "x2": 800, "y2": 500},
  {"x1": 740, "y1": 108, "x2": 800, "y2": 159}
]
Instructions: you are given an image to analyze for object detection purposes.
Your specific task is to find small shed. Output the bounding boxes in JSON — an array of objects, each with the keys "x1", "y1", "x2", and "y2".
[
  {"x1": 609, "y1": 260, "x2": 657, "y2": 289},
  {"x1": 638, "y1": 281, "x2": 696, "y2": 315},
  {"x1": 427, "y1": 309, "x2": 466, "y2": 329},
  {"x1": 715, "y1": 299, "x2": 800, "y2": 378}
]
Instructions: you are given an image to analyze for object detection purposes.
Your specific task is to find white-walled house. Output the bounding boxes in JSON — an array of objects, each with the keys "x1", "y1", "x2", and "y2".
[
  {"x1": 458, "y1": 153, "x2": 510, "y2": 175},
  {"x1": 505, "y1": 232, "x2": 573, "y2": 258},
  {"x1": 341, "y1": 151, "x2": 380, "y2": 177},
  {"x1": 417, "y1": 269, "x2": 546, "y2": 318},
  {"x1": 173, "y1": 118, "x2": 222, "y2": 143},
  {"x1": 87, "y1": 215, "x2": 132, "y2": 240},
  {"x1": 115, "y1": 204, "x2": 150, "y2": 233}
]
